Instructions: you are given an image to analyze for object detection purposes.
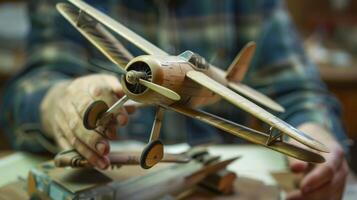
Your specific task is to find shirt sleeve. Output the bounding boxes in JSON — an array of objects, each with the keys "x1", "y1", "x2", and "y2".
[
  {"x1": 0, "y1": 0, "x2": 93, "y2": 152},
  {"x1": 245, "y1": 2, "x2": 349, "y2": 151}
]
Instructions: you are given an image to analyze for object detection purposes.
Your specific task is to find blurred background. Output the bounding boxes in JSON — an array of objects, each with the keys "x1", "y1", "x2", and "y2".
[{"x1": 0, "y1": 0, "x2": 356, "y2": 170}]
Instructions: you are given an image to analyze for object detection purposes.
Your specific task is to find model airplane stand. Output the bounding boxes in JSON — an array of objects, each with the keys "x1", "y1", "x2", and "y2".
[{"x1": 27, "y1": 148, "x2": 239, "y2": 200}]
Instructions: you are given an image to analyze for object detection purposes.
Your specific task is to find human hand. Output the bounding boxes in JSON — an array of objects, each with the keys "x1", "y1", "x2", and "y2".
[
  {"x1": 41, "y1": 74, "x2": 135, "y2": 169},
  {"x1": 286, "y1": 123, "x2": 348, "y2": 200}
]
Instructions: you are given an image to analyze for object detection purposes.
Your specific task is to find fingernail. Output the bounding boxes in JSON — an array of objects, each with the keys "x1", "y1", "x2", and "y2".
[
  {"x1": 106, "y1": 129, "x2": 118, "y2": 140},
  {"x1": 117, "y1": 115, "x2": 128, "y2": 126},
  {"x1": 96, "y1": 159, "x2": 108, "y2": 170},
  {"x1": 96, "y1": 142, "x2": 107, "y2": 155}
]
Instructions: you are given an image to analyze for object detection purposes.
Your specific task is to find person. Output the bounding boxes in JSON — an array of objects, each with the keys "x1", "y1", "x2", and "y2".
[{"x1": 0, "y1": 0, "x2": 349, "y2": 199}]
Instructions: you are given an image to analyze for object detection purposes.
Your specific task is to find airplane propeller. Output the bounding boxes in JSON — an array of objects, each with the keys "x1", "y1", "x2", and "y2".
[{"x1": 90, "y1": 60, "x2": 180, "y2": 101}]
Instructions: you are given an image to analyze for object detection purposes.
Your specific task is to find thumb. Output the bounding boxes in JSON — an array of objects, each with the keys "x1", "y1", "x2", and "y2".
[{"x1": 289, "y1": 158, "x2": 309, "y2": 173}]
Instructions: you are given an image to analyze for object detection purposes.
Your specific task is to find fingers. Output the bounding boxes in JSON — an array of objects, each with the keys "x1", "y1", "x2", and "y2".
[
  {"x1": 62, "y1": 101, "x2": 110, "y2": 156},
  {"x1": 101, "y1": 74, "x2": 123, "y2": 96},
  {"x1": 50, "y1": 74, "x2": 132, "y2": 169},
  {"x1": 289, "y1": 158, "x2": 309, "y2": 173},
  {"x1": 116, "y1": 107, "x2": 129, "y2": 126},
  {"x1": 298, "y1": 161, "x2": 348, "y2": 200},
  {"x1": 105, "y1": 121, "x2": 119, "y2": 140},
  {"x1": 300, "y1": 163, "x2": 334, "y2": 194},
  {"x1": 125, "y1": 104, "x2": 136, "y2": 115},
  {"x1": 331, "y1": 161, "x2": 348, "y2": 200},
  {"x1": 300, "y1": 146, "x2": 344, "y2": 194},
  {"x1": 55, "y1": 107, "x2": 109, "y2": 169},
  {"x1": 88, "y1": 74, "x2": 122, "y2": 105},
  {"x1": 286, "y1": 190, "x2": 303, "y2": 200},
  {"x1": 72, "y1": 137, "x2": 110, "y2": 169},
  {"x1": 287, "y1": 143, "x2": 348, "y2": 200}
]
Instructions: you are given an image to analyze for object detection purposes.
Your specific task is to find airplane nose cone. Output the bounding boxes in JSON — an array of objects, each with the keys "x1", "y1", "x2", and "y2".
[{"x1": 126, "y1": 70, "x2": 146, "y2": 84}]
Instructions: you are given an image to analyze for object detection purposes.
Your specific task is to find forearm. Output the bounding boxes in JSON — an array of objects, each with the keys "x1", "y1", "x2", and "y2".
[
  {"x1": 297, "y1": 122, "x2": 341, "y2": 149},
  {"x1": 0, "y1": 68, "x2": 71, "y2": 152},
  {"x1": 247, "y1": 2, "x2": 349, "y2": 151}
]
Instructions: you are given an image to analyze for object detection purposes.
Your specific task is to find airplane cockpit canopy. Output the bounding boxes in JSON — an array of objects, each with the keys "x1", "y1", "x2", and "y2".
[{"x1": 179, "y1": 50, "x2": 210, "y2": 70}]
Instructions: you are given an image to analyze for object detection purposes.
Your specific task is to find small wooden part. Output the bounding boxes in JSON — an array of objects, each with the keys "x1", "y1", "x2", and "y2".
[
  {"x1": 83, "y1": 100, "x2": 108, "y2": 130},
  {"x1": 104, "y1": 95, "x2": 129, "y2": 115},
  {"x1": 266, "y1": 126, "x2": 283, "y2": 146},
  {"x1": 54, "y1": 149, "x2": 91, "y2": 168},
  {"x1": 138, "y1": 78, "x2": 181, "y2": 101},
  {"x1": 140, "y1": 140, "x2": 164, "y2": 169},
  {"x1": 225, "y1": 41, "x2": 256, "y2": 82},
  {"x1": 199, "y1": 169, "x2": 237, "y2": 195},
  {"x1": 149, "y1": 106, "x2": 165, "y2": 142},
  {"x1": 186, "y1": 157, "x2": 239, "y2": 184},
  {"x1": 27, "y1": 171, "x2": 37, "y2": 197},
  {"x1": 97, "y1": 95, "x2": 129, "y2": 128}
]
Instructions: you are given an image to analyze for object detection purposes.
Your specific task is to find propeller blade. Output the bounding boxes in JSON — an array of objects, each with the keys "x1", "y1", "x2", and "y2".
[{"x1": 139, "y1": 79, "x2": 181, "y2": 101}]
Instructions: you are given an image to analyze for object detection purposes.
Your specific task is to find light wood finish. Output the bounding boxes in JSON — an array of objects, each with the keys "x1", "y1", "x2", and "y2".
[
  {"x1": 186, "y1": 70, "x2": 328, "y2": 153},
  {"x1": 228, "y1": 82, "x2": 285, "y2": 112},
  {"x1": 199, "y1": 170, "x2": 237, "y2": 194},
  {"x1": 210, "y1": 65, "x2": 285, "y2": 112},
  {"x1": 67, "y1": 0, "x2": 168, "y2": 56},
  {"x1": 149, "y1": 107, "x2": 165, "y2": 142},
  {"x1": 55, "y1": 0, "x2": 330, "y2": 166},
  {"x1": 225, "y1": 41, "x2": 256, "y2": 82},
  {"x1": 54, "y1": 149, "x2": 191, "y2": 168},
  {"x1": 57, "y1": 3, "x2": 132, "y2": 69},
  {"x1": 170, "y1": 105, "x2": 325, "y2": 163}
]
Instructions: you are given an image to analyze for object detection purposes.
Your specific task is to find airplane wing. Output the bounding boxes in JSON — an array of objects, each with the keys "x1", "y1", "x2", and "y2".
[
  {"x1": 186, "y1": 70, "x2": 329, "y2": 153},
  {"x1": 228, "y1": 82, "x2": 285, "y2": 112},
  {"x1": 57, "y1": 3, "x2": 132, "y2": 68},
  {"x1": 66, "y1": 0, "x2": 168, "y2": 56},
  {"x1": 210, "y1": 66, "x2": 285, "y2": 113},
  {"x1": 170, "y1": 105, "x2": 325, "y2": 163}
]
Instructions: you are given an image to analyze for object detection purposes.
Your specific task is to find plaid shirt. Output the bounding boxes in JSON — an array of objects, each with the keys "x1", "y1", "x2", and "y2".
[{"x1": 0, "y1": 0, "x2": 349, "y2": 152}]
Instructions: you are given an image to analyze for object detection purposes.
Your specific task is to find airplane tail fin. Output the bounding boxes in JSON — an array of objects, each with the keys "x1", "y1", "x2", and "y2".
[
  {"x1": 225, "y1": 41, "x2": 256, "y2": 82},
  {"x1": 224, "y1": 42, "x2": 285, "y2": 112}
]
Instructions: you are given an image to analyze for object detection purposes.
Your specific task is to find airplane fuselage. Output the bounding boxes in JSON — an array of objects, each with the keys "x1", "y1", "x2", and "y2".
[{"x1": 121, "y1": 55, "x2": 227, "y2": 108}]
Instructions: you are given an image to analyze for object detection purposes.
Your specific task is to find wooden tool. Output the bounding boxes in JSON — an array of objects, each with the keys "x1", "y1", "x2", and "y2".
[{"x1": 28, "y1": 148, "x2": 240, "y2": 200}]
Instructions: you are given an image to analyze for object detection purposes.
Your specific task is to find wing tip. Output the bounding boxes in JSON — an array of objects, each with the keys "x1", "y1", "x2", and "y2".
[
  {"x1": 56, "y1": 2, "x2": 67, "y2": 10},
  {"x1": 315, "y1": 142, "x2": 330, "y2": 153},
  {"x1": 273, "y1": 104, "x2": 285, "y2": 113},
  {"x1": 246, "y1": 41, "x2": 257, "y2": 49}
]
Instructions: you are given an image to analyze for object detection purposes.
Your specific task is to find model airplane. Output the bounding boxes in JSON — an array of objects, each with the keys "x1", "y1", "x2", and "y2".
[{"x1": 55, "y1": 0, "x2": 328, "y2": 169}]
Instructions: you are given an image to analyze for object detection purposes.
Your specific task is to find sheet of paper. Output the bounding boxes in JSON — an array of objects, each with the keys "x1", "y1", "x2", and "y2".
[{"x1": 0, "y1": 152, "x2": 47, "y2": 187}]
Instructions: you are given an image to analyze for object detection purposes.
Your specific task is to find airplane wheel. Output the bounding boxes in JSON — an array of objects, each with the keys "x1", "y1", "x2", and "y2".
[
  {"x1": 140, "y1": 140, "x2": 164, "y2": 169},
  {"x1": 83, "y1": 100, "x2": 108, "y2": 130}
]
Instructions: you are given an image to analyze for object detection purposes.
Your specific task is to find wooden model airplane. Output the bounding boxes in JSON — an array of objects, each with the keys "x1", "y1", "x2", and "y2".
[{"x1": 55, "y1": 0, "x2": 328, "y2": 169}]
